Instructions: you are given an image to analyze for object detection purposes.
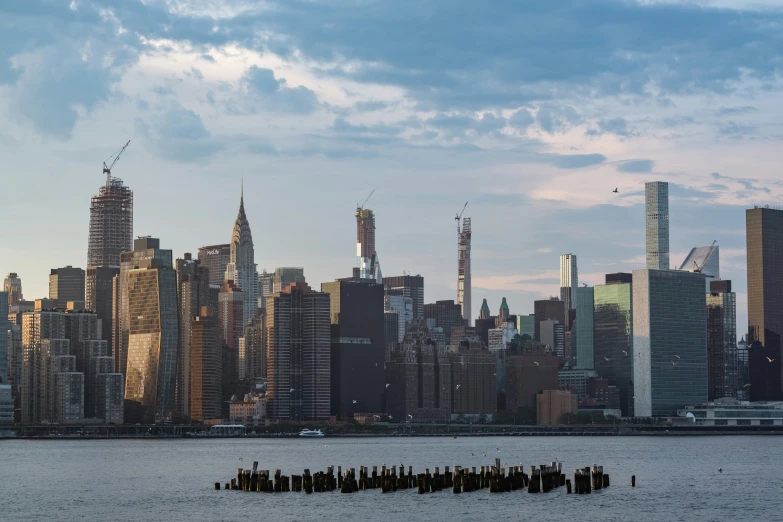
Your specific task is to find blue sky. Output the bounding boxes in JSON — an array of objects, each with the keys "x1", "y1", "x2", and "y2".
[{"x1": 2, "y1": 0, "x2": 783, "y2": 332}]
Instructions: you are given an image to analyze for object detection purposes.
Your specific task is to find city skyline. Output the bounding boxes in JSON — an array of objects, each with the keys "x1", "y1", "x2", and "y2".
[{"x1": 4, "y1": 0, "x2": 783, "y2": 335}]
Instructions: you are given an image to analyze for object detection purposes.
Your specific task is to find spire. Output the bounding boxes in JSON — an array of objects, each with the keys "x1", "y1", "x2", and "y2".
[
  {"x1": 479, "y1": 298, "x2": 490, "y2": 320},
  {"x1": 499, "y1": 297, "x2": 509, "y2": 321}
]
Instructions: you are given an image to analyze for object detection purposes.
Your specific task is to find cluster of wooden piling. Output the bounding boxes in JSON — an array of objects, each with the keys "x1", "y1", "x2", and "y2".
[{"x1": 217, "y1": 460, "x2": 616, "y2": 496}]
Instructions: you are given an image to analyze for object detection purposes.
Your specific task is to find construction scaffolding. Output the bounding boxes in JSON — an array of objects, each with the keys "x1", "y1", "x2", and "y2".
[
  {"x1": 87, "y1": 176, "x2": 133, "y2": 268},
  {"x1": 457, "y1": 217, "x2": 472, "y2": 326}
]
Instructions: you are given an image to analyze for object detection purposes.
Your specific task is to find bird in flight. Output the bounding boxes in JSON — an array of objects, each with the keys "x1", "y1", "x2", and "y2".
[
  {"x1": 604, "y1": 356, "x2": 611, "y2": 362},
  {"x1": 385, "y1": 383, "x2": 391, "y2": 388},
  {"x1": 613, "y1": 188, "x2": 619, "y2": 193},
  {"x1": 718, "y1": 468, "x2": 723, "y2": 473},
  {"x1": 289, "y1": 388, "x2": 295, "y2": 393},
  {"x1": 743, "y1": 383, "x2": 752, "y2": 388},
  {"x1": 671, "y1": 360, "x2": 678, "y2": 366},
  {"x1": 533, "y1": 361, "x2": 540, "y2": 366},
  {"x1": 767, "y1": 357, "x2": 776, "y2": 363},
  {"x1": 674, "y1": 355, "x2": 681, "y2": 359},
  {"x1": 352, "y1": 400, "x2": 358, "y2": 404},
  {"x1": 621, "y1": 350, "x2": 628, "y2": 356},
  {"x1": 408, "y1": 414, "x2": 413, "y2": 419},
  {"x1": 456, "y1": 384, "x2": 461, "y2": 390}
]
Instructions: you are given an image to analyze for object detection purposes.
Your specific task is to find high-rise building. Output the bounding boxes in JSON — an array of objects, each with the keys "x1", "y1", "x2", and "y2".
[
  {"x1": 175, "y1": 254, "x2": 211, "y2": 416},
  {"x1": 533, "y1": 298, "x2": 565, "y2": 342},
  {"x1": 49, "y1": 266, "x2": 85, "y2": 310},
  {"x1": 3, "y1": 273, "x2": 23, "y2": 309},
  {"x1": 124, "y1": 255, "x2": 178, "y2": 422},
  {"x1": 479, "y1": 299, "x2": 491, "y2": 321},
  {"x1": 680, "y1": 243, "x2": 719, "y2": 290},
  {"x1": 384, "y1": 292, "x2": 413, "y2": 343},
  {"x1": 633, "y1": 269, "x2": 707, "y2": 417},
  {"x1": 85, "y1": 266, "x2": 119, "y2": 356},
  {"x1": 267, "y1": 283, "x2": 331, "y2": 420},
  {"x1": 575, "y1": 286, "x2": 594, "y2": 369},
  {"x1": 448, "y1": 343, "x2": 497, "y2": 416},
  {"x1": 239, "y1": 316, "x2": 265, "y2": 381},
  {"x1": 593, "y1": 276, "x2": 634, "y2": 416},
  {"x1": 86, "y1": 343, "x2": 112, "y2": 418},
  {"x1": 356, "y1": 204, "x2": 380, "y2": 281},
  {"x1": 383, "y1": 275, "x2": 425, "y2": 322},
  {"x1": 8, "y1": 325, "x2": 22, "y2": 409},
  {"x1": 272, "y1": 267, "x2": 306, "y2": 294},
  {"x1": 190, "y1": 307, "x2": 222, "y2": 422},
  {"x1": 540, "y1": 320, "x2": 565, "y2": 358},
  {"x1": 707, "y1": 280, "x2": 738, "y2": 400},
  {"x1": 258, "y1": 269, "x2": 273, "y2": 309},
  {"x1": 218, "y1": 280, "x2": 244, "y2": 407},
  {"x1": 559, "y1": 254, "x2": 578, "y2": 328},
  {"x1": 488, "y1": 322, "x2": 517, "y2": 353},
  {"x1": 645, "y1": 181, "x2": 669, "y2": 270},
  {"x1": 197, "y1": 244, "x2": 231, "y2": 287},
  {"x1": 95, "y1": 372, "x2": 124, "y2": 424},
  {"x1": 113, "y1": 237, "x2": 173, "y2": 377},
  {"x1": 424, "y1": 300, "x2": 465, "y2": 344},
  {"x1": 516, "y1": 315, "x2": 534, "y2": 339},
  {"x1": 322, "y1": 278, "x2": 385, "y2": 419},
  {"x1": 457, "y1": 217, "x2": 472, "y2": 325},
  {"x1": 87, "y1": 173, "x2": 133, "y2": 268},
  {"x1": 504, "y1": 343, "x2": 558, "y2": 412},
  {"x1": 746, "y1": 207, "x2": 783, "y2": 394},
  {"x1": 225, "y1": 190, "x2": 259, "y2": 324},
  {"x1": 0, "y1": 292, "x2": 8, "y2": 385}
]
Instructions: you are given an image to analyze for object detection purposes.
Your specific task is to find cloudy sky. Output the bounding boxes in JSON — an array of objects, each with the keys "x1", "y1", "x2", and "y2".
[{"x1": 2, "y1": 0, "x2": 782, "y2": 331}]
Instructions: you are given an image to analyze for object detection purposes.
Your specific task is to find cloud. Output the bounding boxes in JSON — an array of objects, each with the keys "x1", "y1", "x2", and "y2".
[
  {"x1": 542, "y1": 153, "x2": 606, "y2": 169},
  {"x1": 135, "y1": 103, "x2": 223, "y2": 161},
  {"x1": 587, "y1": 117, "x2": 634, "y2": 137},
  {"x1": 717, "y1": 106, "x2": 757, "y2": 116},
  {"x1": 536, "y1": 106, "x2": 582, "y2": 134},
  {"x1": 240, "y1": 65, "x2": 319, "y2": 114},
  {"x1": 616, "y1": 159, "x2": 655, "y2": 173},
  {"x1": 717, "y1": 120, "x2": 757, "y2": 139},
  {"x1": 535, "y1": 247, "x2": 553, "y2": 254}
]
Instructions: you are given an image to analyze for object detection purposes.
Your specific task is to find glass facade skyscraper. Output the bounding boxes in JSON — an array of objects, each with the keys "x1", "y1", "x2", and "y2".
[
  {"x1": 593, "y1": 280, "x2": 634, "y2": 416},
  {"x1": 645, "y1": 181, "x2": 669, "y2": 270},
  {"x1": 559, "y1": 253, "x2": 578, "y2": 329},
  {"x1": 575, "y1": 286, "x2": 594, "y2": 370},
  {"x1": 633, "y1": 269, "x2": 707, "y2": 417},
  {"x1": 707, "y1": 280, "x2": 737, "y2": 400}
]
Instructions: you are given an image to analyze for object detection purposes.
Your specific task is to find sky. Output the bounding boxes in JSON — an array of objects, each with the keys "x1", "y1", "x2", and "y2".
[{"x1": 2, "y1": 0, "x2": 783, "y2": 333}]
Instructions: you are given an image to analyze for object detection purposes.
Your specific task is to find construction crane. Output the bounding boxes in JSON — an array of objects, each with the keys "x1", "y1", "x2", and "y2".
[
  {"x1": 102, "y1": 140, "x2": 131, "y2": 185},
  {"x1": 358, "y1": 189, "x2": 375, "y2": 211},
  {"x1": 455, "y1": 201, "x2": 468, "y2": 230},
  {"x1": 693, "y1": 240, "x2": 717, "y2": 273}
]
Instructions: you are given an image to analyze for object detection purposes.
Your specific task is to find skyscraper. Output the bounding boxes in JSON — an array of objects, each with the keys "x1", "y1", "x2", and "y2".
[
  {"x1": 457, "y1": 217, "x2": 472, "y2": 325},
  {"x1": 240, "y1": 316, "x2": 265, "y2": 381},
  {"x1": 218, "y1": 280, "x2": 244, "y2": 406},
  {"x1": 258, "y1": 270, "x2": 273, "y2": 309},
  {"x1": 424, "y1": 300, "x2": 465, "y2": 344},
  {"x1": 85, "y1": 266, "x2": 119, "y2": 356},
  {"x1": 633, "y1": 269, "x2": 707, "y2": 417},
  {"x1": 746, "y1": 207, "x2": 783, "y2": 393},
  {"x1": 384, "y1": 292, "x2": 413, "y2": 344},
  {"x1": 190, "y1": 307, "x2": 222, "y2": 422},
  {"x1": 49, "y1": 266, "x2": 85, "y2": 310},
  {"x1": 124, "y1": 255, "x2": 178, "y2": 422},
  {"x1": 3, "y1": 273, "x2": 22, "y2": 309},
  {"x1": 197, "y1": 244, "x2": 231, "y2": 286},
  {"x1": 383, "y1": 275, "x2": 425, "y2": 322},
  {"x1": 356, "y1": 204, "x2": 379, "y2": 281},
  {"x1": 533, "y1": 298, "x2": 565, "y2": 342},
  {"x1": 559, "y1": 254, "x2": 578, "y2": 328},
  {"x1": 645, "y1": 181, "x2": 669, "y2": 270},
  {"x1": 87, "y1": 173, "x2": 133, "y2": 268},
  {"x1": 175, "y1": 254, "x2": 210, "y2": 416},
  {"x1": 575, "y1": 286, "x2": 594, "y2": 370},
  {"x1": 267, "y1": 283, "x2": 331, "y2": 420},
  {"x1": 0, "y1": 292, "x2": 8, "y2": 384},
  {"x1": 707, "y1": 280, "x2": 738, "y2": 400},
  {"x1": 680, "y1": 243, "x2": 719, "y2": 290},
  {"x1": 272, "y1": 267, "x2": 306, "y2": 294},
  {"x1": 225, "y1": 190, "x2": 259, "y2": 324}
]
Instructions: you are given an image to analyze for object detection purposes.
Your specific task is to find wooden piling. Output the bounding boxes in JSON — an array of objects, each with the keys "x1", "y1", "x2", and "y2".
[
  {"x1": 566, "y1": 479, "x2": 572, "y2": 494},
  {"x1": 603, "y1": 474, "x2": 610, "y2": 488},
  {"x1": 631, "y1": 475, "x2": 636, "y2": 487}
]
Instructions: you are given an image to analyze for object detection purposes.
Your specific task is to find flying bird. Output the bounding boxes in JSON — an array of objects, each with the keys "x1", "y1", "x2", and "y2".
[
  {"x1": 621, "y1": 350, "x2": 628, "y2": 357},
  {"x1": 289, "y1": 388, "x2": 295, "y2": 393},
  {"x1": 456, "y1": 384, "x2": 461, "y2": 389},
  {"x1": 674, "y1": 355, "x2": 681, "y2": 359},
  {"x1": 718, "y1": 468, "x2": 723, "y2": 473},
  {"x1": 613, "y1": 188, "x2": 619, "y2": 193},
  {"x1": 408, "y1": 414, "x2": 413, "y2": 419},
  {"x1": 604, "y1": 357, "x2": 611, "y2": 362},
  {"x1": 767, "y1": 357, "x2": 776, "y2": 363},
  {"x1": 352, "y1": 400, "x2": 358, "y2": 404},
  {"x1": 671, "y1": 360, "x2": 678, "y2": 366},
  {"x1": 385, "y1": 383, "x2": 391, "y2": 388},
  {"x1": 533, "y1": 361, "x2": 540, "y2": 366},
  {"x1": 743, "y1": 383, "x2": 752, "y2": 388}
]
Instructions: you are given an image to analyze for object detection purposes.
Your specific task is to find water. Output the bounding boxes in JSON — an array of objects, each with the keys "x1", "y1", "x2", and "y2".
[{"x1": 2, "y1": 436, "x2": 781, "y2": 521}]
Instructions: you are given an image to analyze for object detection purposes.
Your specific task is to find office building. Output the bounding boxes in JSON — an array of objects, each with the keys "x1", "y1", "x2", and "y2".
[
  {"x1": 0, "y1": 292, "x2": 8, "y2": 384},
  {"x1": 746, "y1": 206, "x2": 783, "y2": 394},
  {"x1": 558, "y1": 368, "x2": 599, "y2": 403},
  {"x1": 175, "y1": 254, "x2": 211, "y2": 416},
  {"x1": 86, "y1": 343, "x2": 112, "y2": 418},
  {"x1": 3, "y1": 273, "x2": 23, "y2": 309},
  {"x1": 267, "y1": 283, "x2": 331, "y2": 420},
  {"x1": 645, "y1": 181, "x2": 669, "y2": 270},
  {"x1": 424, "y1": 300, "x2": 465, "y2": 345},
  {"x1": 113, "y1": 237, "x2": 173, "y2": 377},
  {"x1": 0, "y1": 384, "x2": 12, "y2": 424},
  {"x1": 383, "y1": 275, "x2": 424, "y2": 322},
  {"x1": 560, "y1": 254, "x2": 578, "y2": 328},
  {"x1": 272, "y1": 267, "x2": 306, "y2": 294},
  {"x1": 8, "y1": 325, "x2": 22, "y2": 406},
  {"x1": 224, "y1": 190, "x2": 259, "y2": 324},
  {"x1": 707, "y1": 280, "x2": 738, "y2": 400},
  {"x1": 680, "y1": 243, "x2": 720, "y2": 290},
  {"x1": 457, "y1": 217, "x2": 472, "y2": 325},
  {"x1": 633, "y1": 269, "x2": 707, "y2": 417},
  {"x1": 384, "y1": 292, "x2": 413, "y2": 343},
  {"x1": 537, "y1": 390, "x2": 577, "y2": 425},
  {"x1": 504, "y1": 343, "x2": 559, "y2": 412},
  {"x1": 124, "y1": 255, "x2": 179, "y2": 422},
  {"x1": 516, "y1": 315, "x2": 534, "y2": 340},
  {"x1": 448, "y1": 343, "x2": 496, "y2": 416},
  {"x1": 355, "y1": 203, "x2": 382, "y2": 282},
  {"x1": 49, "y1": 266, "x2": 85, "y2": 310},
  {"x1": 488, "y1": 322, "x2": 517, "y2": 353},
  {"x1": 533, "y1": 298, "x2": 565, "y2": 342},
  {"x1": 240, "y1": 316, "x2": 265, "y2": 381},
  {"x1": 680, "y1": 398, "x2": 783, "y2": 426},
  {"x1": 88, "y1": 173, "x2": 133, "y2": 268},
  {"x1": 322, "y1": 278, "x2": 385, "y2": 419},
  {"x1": 575, "y1": 286, "x2": 594, "y2": 369},
  {"x1": 85, "y1": 266, "x2": 119, "y2": 355},
  {"x1": 384, "y1": 312, "x2": 399, "y2": 348},
  {"x1": 95, "y1": 372, "x2": 124, "y2": 424},
  {"x1": 258, "y1": 269, "x2": 273, "y2": 309},
  {"x1": 539, "y1": 320, "x2": 565, "y2": 359},
  {"x1": 190, "y1": 307, "x2": 222, "y2": 422},
  {"x1": 593, "y1": 277, "x2": 634, "y2": 416},
  {"x1": 218, "y1": 280, "x2": 243, "y2": 406},
  {"x1": 197, "y1": 244, "x2": 230, "y2": 286}
]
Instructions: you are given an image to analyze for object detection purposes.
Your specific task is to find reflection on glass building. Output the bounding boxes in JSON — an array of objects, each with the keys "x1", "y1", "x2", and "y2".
[
  {"x1": 633, "y1": 269, "x2": 707, "y2": 417},
  {"x1": 124, "y1": 259, "x2": 178, "y2": 422},
  {"x1": 593, "y1": 277, "x2": 634, "y2": 416},
  {"x1": 706, "y1": 280, "x2": 738, "y2": 400}
]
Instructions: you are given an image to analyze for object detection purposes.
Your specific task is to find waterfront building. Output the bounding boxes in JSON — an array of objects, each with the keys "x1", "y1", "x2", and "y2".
[
  {"x1": 679, "y1": 398, "x2": 783, "y2": 426},
  {"x1": 645, "y1": 181, "x2": 669, "y2": 270},
  {"x1": 322, "y1": 278, "x2": 385, "y2": 418},
  {"x1": 680, "y1": 244, "x2": 720, "y2": 290},
  {"x1": 85, "y1": 266, "x2": 119, "y2": 356},
  {"x1": 0, "y1": 292, "x2": 8, "y2": 384},
  {"x1": 224, "y1": 190, "x2": 259, "y2": 325},
  {"x1": 504, "y1": 343, "x2": 558, "y2": 412},
  {"x1": 533, "y1": 298, "x2": 565, "y2": 342},
  {"x1": 0, "y1": 384, "x2": 12, "y2": 424},
  {"x1": 87, "y1": 174, "x2": 133, "y2": 268},
  {"x1": 560, "y1": 254, "x2": 578, "y2": 329},
  {"x1": 383, "y1": 275, "x2": 425, "y2": 322},
  {"x1": 537, "y1": 390, "x2": 577, "y2": 425},
  {"x1": 240, "y1": 316, "x2": 265, "y2": 381},
  {"x1": 633, "y1": 269, "x2": 708, "y2": 417},
  {"x1": 746, "y1": 206, "x2": 783, "y2": 396},
  {"x1": 593, "y1": 276, "x2": 634, "y2": 416},
  {"x1": 8, "y1": 325, "x2": 22, "y2": 405},
  {"x1": 86, "y1": 344, "x2": 112, "y2": 418},
  {"x1": 95, "y1": 372, "x2": 124, "y2": 424},
  {"x1": 448, "y1": 343, "x2": 496, "y2": 417},
  {"x1": 197, "y1": 244, "x2": 230, "y2": 287},
  {"x1": 230, "y1": 394, "x2": 268, "y2": 425},
  {"x1": 190, "y1": 308, "x2": 222, "y2": 422},
  {"x1": 575, "y1": 286, "x2": 594, "y2": 369},
  {"x1": 267, "y1": 283, "x2": 331, "y2": 421},
  {"x1": 707, "y1": 280, "x2": 738, "y2": 400}
]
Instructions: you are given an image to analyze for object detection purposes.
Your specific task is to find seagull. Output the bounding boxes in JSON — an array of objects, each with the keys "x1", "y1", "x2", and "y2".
[
  {"x1": 621, "y1": 350, "x2": 628, "y2": 357},
  {"x1": 386, "y1": 383, "x2": 391, "y2": 388},
  {"x1": 767, "y1": 357, "x2": 777, "y2": 363},
  {"x1": 352, "y1": 400, "x2": 358, "y2": 404},
  {"x1": 718, "y1": 468, "x2": 723, "y2": 473},
  {"x1": 674, "y1": 355, "x2": 681, "y2": 359},
  {"x1": 613, "y1": 188, "x2": 619, "y2": 193},
  {"x1": 456, "y1": 384, "x2": 461, "y2": 390},
  {"x1": 483, "y1": 453, "x2": 487, "y2": 457},
  {"x1": 289, "y1": 388, "x2": 295, "y2": 393},
  {"x1": 743, "y1": 383, "x2": 752, "y2": 388},
  {"x1": 533, "y1": 361, "x2": 539, "y2": 366},
  {"x1": 671, "y1": 360, "x2": 678, "y2": 366},
  {"x1": 408, "y1": 414, "x2": 413, "y2": 419},
  {"x1": 604, "y1": 357, "x2": 611, "y2": 362}
]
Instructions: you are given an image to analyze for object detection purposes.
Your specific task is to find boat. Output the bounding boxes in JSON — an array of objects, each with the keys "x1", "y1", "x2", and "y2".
[{"x1": 298, "y1": 429, "x2": 325, "y2": 438}]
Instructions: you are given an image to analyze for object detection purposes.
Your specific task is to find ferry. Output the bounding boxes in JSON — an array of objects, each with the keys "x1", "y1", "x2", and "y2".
[{"x1": 298, "y1": 429, "x2": 325, "y2": 438}]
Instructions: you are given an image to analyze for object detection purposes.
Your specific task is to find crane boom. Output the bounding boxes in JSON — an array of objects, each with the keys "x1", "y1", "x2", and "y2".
[
  {"x1": 103, "y1": 140, "x2": 131, "y2": 185},
  {"x1": 693, "y1": 240, "x2": 717, "y2": 273},
  {"x1": 455, "y1": 201, "x2": 468, "y2": 222},
  {"x1": 359, "y1": 189, "x2": 375, "y2": 211}
]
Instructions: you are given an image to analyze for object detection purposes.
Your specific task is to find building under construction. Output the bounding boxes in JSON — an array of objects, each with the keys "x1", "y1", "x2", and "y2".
[
  {"x1": 457, "y1": 209, "x2": 472, "y2": 326},
  {"x1": 87, "y1": 142, "x2": 133, "y2": 268},
  {"x1": 355, "y1": 190, "x2": 382, "y2": 282}
]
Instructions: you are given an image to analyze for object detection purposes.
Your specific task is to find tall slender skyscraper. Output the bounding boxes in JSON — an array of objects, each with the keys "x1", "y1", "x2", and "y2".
[
  {"x1": 356, "y1": 207, "x2": 376, "y2": 280},
  {"x1": 707, "y1": 280, "x2": 738, "y2": 400},
  {"x1": 3, "y1": 273, "x2": 22, "y2": 309},
  {"x1": 746, "y1": 206, "x2": 783, "y2": 395},
  {"x1": 87, "y1": 173, "x2": 133, "y2": 268},
  {"x1": 457, "y1": 217, "x2": 472, "y2": 326},
  {"x1": 559, "y1": 253, "x2": 578, "y2": 328},
  {"x1": 645, "y1": 181, "x2": 669, "y2": 270},
  {"x1": 224, "y1": 188, "x2": 259, "y2": 324}
]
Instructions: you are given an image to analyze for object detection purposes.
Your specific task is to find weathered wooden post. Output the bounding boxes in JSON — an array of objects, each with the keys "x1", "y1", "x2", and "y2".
[
  {"x1": 631, "y1": 475, "x2": 636, "y2": 487},
  {"x1": 603, "y1": 474, "x2": 610, "y2": 487},
  {"x1": 566, "y1": 479, "x2": 572, "y2": 494},
  {"x1": 452, "y1": 467, "x2": 461, "y2": 494},
  {"x1": 214, "y1": 482, "x2": 220, "y2": 490}
]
